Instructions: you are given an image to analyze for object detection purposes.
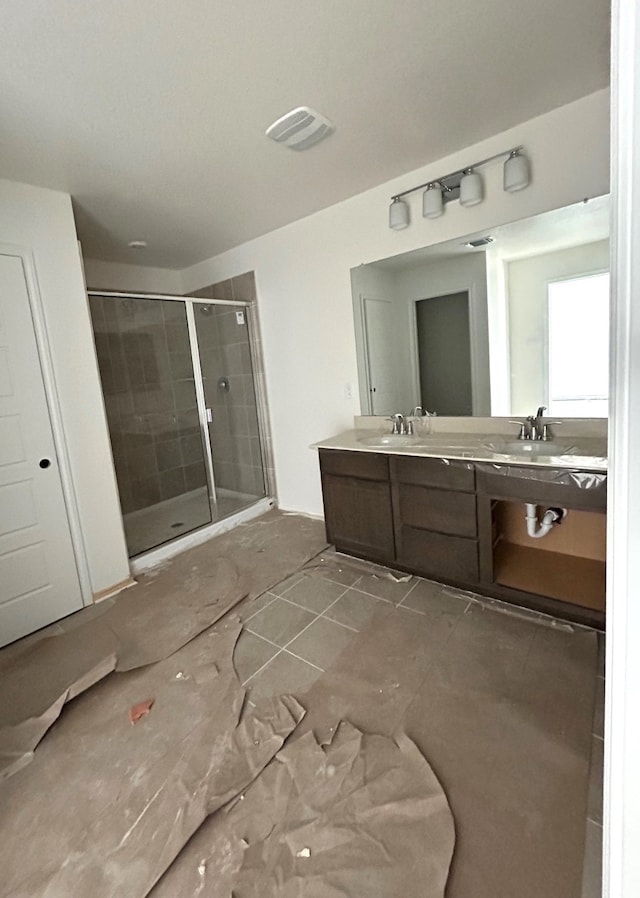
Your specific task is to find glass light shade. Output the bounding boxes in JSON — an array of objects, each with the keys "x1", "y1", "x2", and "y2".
[
  {"x1": 504, "y1": 151, "x2": 530, "y2": 192},
  {"x1": 459, "y1": 170, "x2": 483, "y2": 207},
  {"x1": 389, "y1": 198, "x2": 410, "y2": 230},
  {"x1": 422, "y1": 184, "x2": 444, "y2": 219}
]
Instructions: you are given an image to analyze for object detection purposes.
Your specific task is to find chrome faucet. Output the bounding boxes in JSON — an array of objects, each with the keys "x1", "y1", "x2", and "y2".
[
  {"x1": 511, "y1": 406, "x2": 561, "y2": 441},
  {"x1": 388, "y1": 413, "x2": 413, "y2": 435},
  {"x1": 527, "y1": 406, "x2": 547, "y2": 441}
]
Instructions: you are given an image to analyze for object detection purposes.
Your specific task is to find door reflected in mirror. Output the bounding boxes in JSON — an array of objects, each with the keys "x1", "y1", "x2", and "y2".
[{"x1": 351, "y1": 195, "x2": 610, "y2": 418}]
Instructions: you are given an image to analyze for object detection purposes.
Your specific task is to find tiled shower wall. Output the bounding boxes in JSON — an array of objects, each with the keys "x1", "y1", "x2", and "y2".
[
  {"x1": 189, "y1": 271, "x2": 277, "y2": 500},
  {"x1": 89, "y1": 296, "x2": 208, "y2": 514}
]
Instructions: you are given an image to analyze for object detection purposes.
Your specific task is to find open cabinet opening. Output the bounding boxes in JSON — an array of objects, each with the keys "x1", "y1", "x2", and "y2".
[{"x1": 492, "y1": 499, "x2": 606, "y2": 612}]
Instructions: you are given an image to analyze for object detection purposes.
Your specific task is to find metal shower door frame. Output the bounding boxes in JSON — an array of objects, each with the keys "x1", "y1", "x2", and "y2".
[{"x1": 87, "y1": 290, "x2": 259, "y2": 526}]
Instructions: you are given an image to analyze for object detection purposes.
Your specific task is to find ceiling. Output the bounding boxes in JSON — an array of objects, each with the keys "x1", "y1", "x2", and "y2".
[{"x1": 1, "y1": 0, "x2": 610, "y2": 269}]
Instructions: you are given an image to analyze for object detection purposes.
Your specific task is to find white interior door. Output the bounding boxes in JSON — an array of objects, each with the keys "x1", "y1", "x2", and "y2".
[
  {"x1": 0, "y1": 253, "x2": 83, "y2": 647},
  {"x1": 363, "y1": 297, "x2": 402, "y2": 415}
]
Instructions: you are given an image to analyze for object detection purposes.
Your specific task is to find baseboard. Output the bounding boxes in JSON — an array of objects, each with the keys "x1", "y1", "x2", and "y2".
[{"x1": 92, "y1": 576, "x2": 136, "y2": 604}]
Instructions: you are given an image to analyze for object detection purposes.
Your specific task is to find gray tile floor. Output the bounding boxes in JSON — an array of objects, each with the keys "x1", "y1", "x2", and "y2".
[
  {"x1": 234, "y1": 559, "x2": 434, "y2": 702},
  {"x1": 232, "y1": 550, "x2": 605, "y2": 898}
]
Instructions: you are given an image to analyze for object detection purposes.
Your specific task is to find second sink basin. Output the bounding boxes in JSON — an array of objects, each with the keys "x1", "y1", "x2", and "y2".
[{"x1": 495, "y1": 440, "x2": 573, "y2": 457}]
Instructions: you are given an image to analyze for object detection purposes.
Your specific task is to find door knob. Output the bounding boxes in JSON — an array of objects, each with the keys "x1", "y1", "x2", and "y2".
[{"x1": 39, "y1": 458, "x2": 51, "y2": 469}]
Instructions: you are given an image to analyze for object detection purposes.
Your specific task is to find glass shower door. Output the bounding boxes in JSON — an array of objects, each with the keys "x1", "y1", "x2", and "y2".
[
  {"x1": 89, "y1": 295, "x2": 213, "y2": 556},
  {"x1": 192, "y1": 303, "x2": 266, "y2": 518}
]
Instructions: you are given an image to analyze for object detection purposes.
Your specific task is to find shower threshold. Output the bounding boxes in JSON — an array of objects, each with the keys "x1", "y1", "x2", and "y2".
[{"x1": 124, "y1": 486, "x2": 265, "y2": 559}]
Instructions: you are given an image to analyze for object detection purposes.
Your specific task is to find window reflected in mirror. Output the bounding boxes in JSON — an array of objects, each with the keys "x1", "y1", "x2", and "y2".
[{"x1": 548, "y1": 272, "x2": 609, "y2": 417}]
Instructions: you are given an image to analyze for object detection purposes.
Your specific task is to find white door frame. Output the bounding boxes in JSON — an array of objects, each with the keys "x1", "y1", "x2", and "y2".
[
  {"x1": 606, "y1": 0, "x2": 640, "y2": 894},
  {"x1": 1, "y1": 242, "x2": 92, "y2": 606}
]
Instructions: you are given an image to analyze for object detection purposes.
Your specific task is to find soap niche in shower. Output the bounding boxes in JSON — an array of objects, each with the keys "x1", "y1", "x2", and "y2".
[{"x1": 491, "y1": 499, "x2": 606, "y2": 613}]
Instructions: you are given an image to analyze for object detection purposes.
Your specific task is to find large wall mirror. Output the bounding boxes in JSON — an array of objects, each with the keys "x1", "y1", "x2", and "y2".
[{"x1": 351, "y1": 195, "x2": 610, "y2": 418}]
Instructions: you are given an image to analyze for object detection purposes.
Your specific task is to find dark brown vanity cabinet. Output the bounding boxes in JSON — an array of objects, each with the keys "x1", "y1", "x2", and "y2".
[
  {"x1": 318, "y1": 449, "x2": 479, "y2": 583},
  {"x1": 476, "y1": 464, "x2": 607, "y2": 628},
  {"x1": 318, "y1": 449, "x2": 395, "y2": 563},
  {"x1": 318, "y1": 448, "x2": 607, "y2": 627},
  {"x1": 390, "y1": 456, "x2": 479, "y2": 586}
]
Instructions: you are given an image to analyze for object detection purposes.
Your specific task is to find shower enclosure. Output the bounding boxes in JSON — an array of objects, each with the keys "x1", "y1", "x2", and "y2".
[{"x1": 88, "y1": 292, "x2": 268, "y2": 557}]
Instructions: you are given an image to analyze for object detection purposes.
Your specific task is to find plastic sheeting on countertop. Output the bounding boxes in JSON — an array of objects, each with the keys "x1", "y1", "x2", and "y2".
[
  {"x1": 475, "y1": 460, "x2": 607, "y2": 490},
  {"x1": 312, "y1": 430, "x2": 607, "y2": 473}
]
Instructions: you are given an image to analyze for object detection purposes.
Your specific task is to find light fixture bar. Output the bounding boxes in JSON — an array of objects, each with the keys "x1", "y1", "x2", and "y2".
[{"x1": 390, "y1": 145, "x2": 524, "y2": 202}]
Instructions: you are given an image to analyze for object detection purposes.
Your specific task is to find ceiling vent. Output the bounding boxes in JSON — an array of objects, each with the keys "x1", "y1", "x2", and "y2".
[
  {"x1": 465, "y1": 236, "x2": 494, "y2": 248},
  {"x1": 265, "y1": 106, "x2": 334, "y2": 151}
]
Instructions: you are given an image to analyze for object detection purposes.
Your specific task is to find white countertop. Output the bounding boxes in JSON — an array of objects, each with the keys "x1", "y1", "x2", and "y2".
[{"x1": 312, "y1": 429, "x2": 608, "y2": 473}]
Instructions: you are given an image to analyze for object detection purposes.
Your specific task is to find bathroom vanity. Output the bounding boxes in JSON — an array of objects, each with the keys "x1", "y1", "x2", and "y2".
[{"x1": 315, "y1": 429, "x2": 607, "y2": 628}]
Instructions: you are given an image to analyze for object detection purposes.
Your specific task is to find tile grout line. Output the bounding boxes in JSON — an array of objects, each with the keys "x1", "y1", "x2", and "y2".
[
  {"x1": 318, "y1": 608, "x2": 360, "y2": 632},
  {"x1": 244, "y1": 627, "x2": 284, "y2": 650},
  {"x1": 241, "y1": 647, "x2": 284, "y2": 686},
  {"x1": 281, "y1": 648, "x2": 325, "y2": 672},
  {"x1": 396, "y1": 577, "x2": 419, "y2": 608},
  {"x1": 278, "y1": 593, "x2": 344, "y2": 616},
  {"x1": 348, "y1": 587, "x2": 395, "y2": 605},
  {"x1": 395, "y1": 603, "x2": 427, "y2": 617},
  {"x1": 242, "y1": 591, "x2": 279, "y2": 624},
  {"x1": 280, "y1": 584, "x2": 353, "y2": 652},
  {"x1": 242, "y1": 581, "x2": 354, "y2": 684}
]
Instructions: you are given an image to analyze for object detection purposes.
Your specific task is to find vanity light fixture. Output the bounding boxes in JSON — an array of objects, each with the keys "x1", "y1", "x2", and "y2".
[
  {"x1": 503, "y1": 149, "x2": 531, "y2": 192},
  {"x1": 388, "y1": 145, "x2": 530, "y2": 230},
  {"x1": 459, "y1": 169, "x2": 484, "y2": 207},
  {"x1": 389, "y1": 196, "x2": 410, "y2": 230},
  {"x1": 422, "y1": 183, "x2": 444, "y2": 219}
]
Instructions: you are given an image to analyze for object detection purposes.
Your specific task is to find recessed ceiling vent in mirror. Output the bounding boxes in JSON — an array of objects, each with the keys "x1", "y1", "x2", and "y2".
[
  {"x1": 466, "y1": 236, "x2": 494, "y2": 248},
  {"x1": 265, "y1": 106, "x2": 334, "y2": 151}
]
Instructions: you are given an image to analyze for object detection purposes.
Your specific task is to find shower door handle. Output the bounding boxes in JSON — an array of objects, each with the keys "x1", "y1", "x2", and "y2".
[{"x1": 206, "y1": 408, "x2": 213, "y2": 424}]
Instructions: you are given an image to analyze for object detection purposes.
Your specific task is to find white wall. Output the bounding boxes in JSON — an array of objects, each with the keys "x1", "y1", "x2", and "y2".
[
  {"x1": 0, "y1": 180, "x2": 130, "y2": 595},
  {"x1": 83, "y1": 257, "x2": 183, "y2": 295},
  {"x1": 508, "y1": 239, "x2": 610, "y2": 413},
  {"x1": 180, "y1": 90, "x2": 610, "y2": 516}
]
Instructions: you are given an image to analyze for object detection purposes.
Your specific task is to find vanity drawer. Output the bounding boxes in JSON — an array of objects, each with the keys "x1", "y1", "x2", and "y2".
[
  {"x1": 394, "y1": 483, "x2": 477, "y2": 538},
  {"x1": 319, "y1": 449, "x2": 389, "y2": 482},
  {"x1": 396, "y1": 525, "x2": 479, "y2": 584},
  {"x1": 390, "y1": 455, "x2": 475, "y2": 492}
]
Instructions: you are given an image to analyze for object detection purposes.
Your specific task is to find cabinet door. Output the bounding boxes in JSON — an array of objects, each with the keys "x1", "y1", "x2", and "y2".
[{"x1": 321, "y1": 473, "x2": 395, "y2": 562}]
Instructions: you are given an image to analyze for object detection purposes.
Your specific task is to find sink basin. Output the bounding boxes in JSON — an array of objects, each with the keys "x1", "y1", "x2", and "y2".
[
  {"x1": 494, "y1": 440, "x2": 574, "y2": 457},
  {"x1": 357, "y1": 434, "x2": 419, "y2": 448}
]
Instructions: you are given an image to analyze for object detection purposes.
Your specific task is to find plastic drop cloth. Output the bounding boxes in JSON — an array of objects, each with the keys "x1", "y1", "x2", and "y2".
[
  {"x1": 150, "y1": 721, "x2": 455, "y2": 898},
  {"x1": 0, "y1": 510, "x2": 328, "y2": 781},
  {"x1": 234, "y1": 722, "x2": 454, "y2": 898},
  {"x1": 0, "y1": 619, "x2": 304, "y2": 898}
]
